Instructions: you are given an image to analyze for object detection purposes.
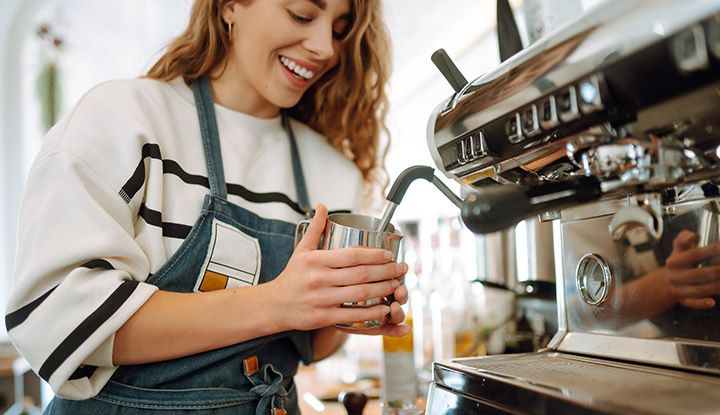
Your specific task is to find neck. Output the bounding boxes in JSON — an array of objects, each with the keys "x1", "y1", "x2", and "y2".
[{"x1": 209, "y1": 59, "x2": 280, "y2": 119}]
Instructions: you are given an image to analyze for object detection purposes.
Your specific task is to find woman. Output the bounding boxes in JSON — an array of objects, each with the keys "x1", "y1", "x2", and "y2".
[{"x1": 6, "y1": 0, "x2": 409, "y2": 413}]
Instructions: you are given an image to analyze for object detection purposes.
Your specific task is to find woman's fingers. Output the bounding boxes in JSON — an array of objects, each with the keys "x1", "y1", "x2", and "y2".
[
  {"x1": 667, "y1": 243, "x2": 720, "y2": 268},
  {"x1": 670, "y1": 265, "x2": 720, "y2": 286},
  {"x1": 319, "y1": 246, "x2": 395, "y2": 268},
  {"x1": 386, "y1": 301, "x2": 405, "y2": 325},
  {"x1": 331, "y1": 261, "x2": 408, "y2": 285},
  {"x1": 672, "y1": 279, "x2": 720, "y2": 298},
  {"x1": 337, "y1": 323, "x2": 412, "y2": 337},
  {"x1": 332, "y1": 304, "x2": 391, "y2": 326},
  {"x1": 331, "y1": 279, "x2": 400, "y2": 304},
  {"x1": 391, "y1": 284, "x2": 409, "y2": 306},
  {"x1": 295, "y1": 204, "x2": 328, "y2": 252},
  {"x1": 672, "y1": 230, "x2": 699, "y2": 252},
  {"x1": 679, "y1": 297, "x2": 717, "y2": 309}
]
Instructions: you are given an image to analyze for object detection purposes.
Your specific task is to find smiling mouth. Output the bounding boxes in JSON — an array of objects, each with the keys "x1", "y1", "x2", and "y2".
[{"x1": 279, "y1": 56, "x2": 315, "y2": 80}]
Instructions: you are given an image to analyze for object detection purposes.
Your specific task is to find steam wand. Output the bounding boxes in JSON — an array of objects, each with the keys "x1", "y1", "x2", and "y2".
[
  {"x1": 377, "y1": 166, "x2": 462, "y2": 232},
  {"x1": 377, "y1": 165, "x2": 604, "y2": 234}
]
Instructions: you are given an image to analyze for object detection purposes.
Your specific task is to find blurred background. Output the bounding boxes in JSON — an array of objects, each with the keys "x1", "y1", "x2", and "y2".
[{"x1": 0, "y1": 0, "x2": 606, "y2": 412}]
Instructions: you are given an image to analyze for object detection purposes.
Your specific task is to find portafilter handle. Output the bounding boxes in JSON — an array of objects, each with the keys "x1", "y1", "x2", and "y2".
[{"x1": 377, "y1": 166, "x2": 463, "y2": 232}]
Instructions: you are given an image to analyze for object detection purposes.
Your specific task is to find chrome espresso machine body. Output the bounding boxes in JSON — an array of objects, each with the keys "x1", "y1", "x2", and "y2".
[{"x1": 425, "y1": 0, "x2": 720, "y2": 413}]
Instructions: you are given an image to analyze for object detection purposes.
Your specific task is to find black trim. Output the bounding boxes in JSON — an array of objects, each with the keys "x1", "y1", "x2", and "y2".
[
  {"x1": 80, "y1": 259, "x2": 115, "y2": 270},
  {"x1": 68, "y1": 365, "x2": 97, "y2": 380},
  {"x1": 5, "y1": 286, "x2": 58, "y2": 331},
  {"x1": 226, "y1": 183, "x2": 305, "y2": 215},
  {"x1": 38, "y1": 281, "x2": 140, "y2": 382},
  {"x1": 120, "y1": 143, "x2": 307, "y2": 215},
  {"x1": 138, "y1": 203, "x2": 193, "y2": 239}
]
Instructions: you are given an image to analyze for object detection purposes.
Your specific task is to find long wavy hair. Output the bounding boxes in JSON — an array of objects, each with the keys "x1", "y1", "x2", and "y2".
[{"x1": 146, "y1": 0, "x2": 392, "y2": 206}]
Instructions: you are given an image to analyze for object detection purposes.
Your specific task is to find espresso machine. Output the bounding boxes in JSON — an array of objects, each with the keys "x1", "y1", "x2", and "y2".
[{"x1": 423, "y1": 0, "x2": 720, "y2": 413}]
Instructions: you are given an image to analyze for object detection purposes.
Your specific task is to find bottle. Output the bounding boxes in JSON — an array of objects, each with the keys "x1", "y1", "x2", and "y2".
[
  {"x1": 430, "y1": 217, "x2": 481, "y2": 361},
  {"x1": 381, "y1": 225, "x2": 419, "y2": 414}
]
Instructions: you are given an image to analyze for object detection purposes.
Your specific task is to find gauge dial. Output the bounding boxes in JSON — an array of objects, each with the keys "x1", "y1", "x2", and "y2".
[{"x1": 576, "y1": 253, "x2": 612, "y2": 306}]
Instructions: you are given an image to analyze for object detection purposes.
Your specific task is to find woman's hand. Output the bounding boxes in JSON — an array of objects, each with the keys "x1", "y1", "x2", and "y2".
[
  {"x1": 270, "y1": 204, "x2": 408, "y2": 332},
  {"x1": 663, "y1": 230, "x2": 720, "y2": 309},
  {"x1": 336, "y1": 282, "x2": 412, "y2": 337}
]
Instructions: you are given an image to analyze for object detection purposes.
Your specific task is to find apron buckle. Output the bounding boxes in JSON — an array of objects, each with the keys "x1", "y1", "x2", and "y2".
[{"x1": 243, "y1": 355, "x2": 260, "y2": 377}]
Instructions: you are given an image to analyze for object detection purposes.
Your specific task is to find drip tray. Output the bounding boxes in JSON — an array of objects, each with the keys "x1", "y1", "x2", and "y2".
[{"x1": 432, "y1": 351, "x2": 720, "y2": 414}]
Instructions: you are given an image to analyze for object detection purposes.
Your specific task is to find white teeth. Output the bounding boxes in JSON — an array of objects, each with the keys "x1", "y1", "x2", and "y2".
[{"x1": 280, "y1": 56, "x2": 314, "y2": 80}]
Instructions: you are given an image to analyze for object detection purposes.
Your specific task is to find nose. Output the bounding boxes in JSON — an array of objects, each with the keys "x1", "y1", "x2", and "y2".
[{"x1": 303, "y1": 21, "x2": 336, "y2": 61}]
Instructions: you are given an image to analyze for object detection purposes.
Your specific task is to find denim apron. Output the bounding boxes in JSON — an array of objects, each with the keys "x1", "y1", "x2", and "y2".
[{"x1": 45, "y1": 76, "x2": 314, "y2": 414}]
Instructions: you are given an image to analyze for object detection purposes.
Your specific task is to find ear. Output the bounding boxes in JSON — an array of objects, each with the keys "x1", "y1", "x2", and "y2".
[{"x1": 221, "y1": 1, "x2": 239, "y2": 26}]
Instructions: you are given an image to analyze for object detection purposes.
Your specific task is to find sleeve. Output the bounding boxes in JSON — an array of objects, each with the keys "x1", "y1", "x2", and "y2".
[{"x1": 5, "y1": 88, "x2": 159, "y2": 399}]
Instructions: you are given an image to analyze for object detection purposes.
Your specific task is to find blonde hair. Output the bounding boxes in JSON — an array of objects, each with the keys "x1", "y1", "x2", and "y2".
[{"x1": 147, "y1": 0, "x2": 392, "y2": 204}]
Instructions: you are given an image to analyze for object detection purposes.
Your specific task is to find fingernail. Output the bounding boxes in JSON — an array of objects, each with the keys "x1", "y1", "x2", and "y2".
[
  {"x1": 395, "y1": 263, "x2": 404, "y2": 273},
  {"x1": 392, "y1": 279, "x2": 400, "y2": 288},
  {"x1": 385, "y1": 250, "x2": 393, "y2": 260},
  {"x1": 382, "y1": 306, "x2": 391, "y2": 314}
]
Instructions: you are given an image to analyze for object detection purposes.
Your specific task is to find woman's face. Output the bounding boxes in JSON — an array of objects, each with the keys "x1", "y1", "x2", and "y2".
[{"x1": 222, "y1": 0, "x2": 351, "y2": 114}]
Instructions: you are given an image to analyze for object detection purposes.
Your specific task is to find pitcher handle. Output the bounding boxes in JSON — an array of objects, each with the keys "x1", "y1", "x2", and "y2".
[{"x1": 294, "y1": 220, "x2": 312, "y2": 248}]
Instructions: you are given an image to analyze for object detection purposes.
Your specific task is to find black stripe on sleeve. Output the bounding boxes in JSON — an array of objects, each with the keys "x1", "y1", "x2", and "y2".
[
  {"x1": 119, "y1": 143, "x2": 162, "y2": 203},
  {"x1": 138, "y1": 204, "x2": 192, "y2": 239},
  {"x1": 68, "y1": 365, "x2": 97, "y2": 380},
  {"x1": 5, "y1": 260, "x2": 117, "y2": 332},
  {"x1": 5, "y1": 286, "x2": 58, "y2": 332},
  {"x1": 38, "y1": 280, "x2": 140, "y2": 382},
  {"x1": 80, "y1": 259, "x2": 115, "y2": 270}
]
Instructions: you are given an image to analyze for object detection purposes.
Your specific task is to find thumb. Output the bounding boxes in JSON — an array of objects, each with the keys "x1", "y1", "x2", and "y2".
[{"x1": 296, "y1": 204, "x2": 328, "y2": 251}]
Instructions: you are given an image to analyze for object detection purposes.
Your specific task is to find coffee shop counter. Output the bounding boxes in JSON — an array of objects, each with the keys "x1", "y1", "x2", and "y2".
[{"x1": 295, "y1": 355, "x2": 382, "y2": 415}]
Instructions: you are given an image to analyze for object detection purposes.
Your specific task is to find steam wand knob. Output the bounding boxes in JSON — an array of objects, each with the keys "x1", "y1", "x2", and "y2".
[{"x1": 431, "y1": 48, "x2": 468, "y2": 93}]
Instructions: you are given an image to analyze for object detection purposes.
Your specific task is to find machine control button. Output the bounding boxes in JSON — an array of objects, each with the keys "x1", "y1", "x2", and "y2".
[
  {"x1": 557, "y1": 85, "x2": 580, "y2": 123},
  {"x1": 578, "y1": 75, "x2": 604, "y2": 113},
  {"x1": 521, "y1": 105, "x2": 541, "y2": 137},
  {"x1": 468, "y1": 131, "x2": 487, "y2": 159},
  {"x1": 506, "y1": 113, "x2": 524, "y2": 143},
  {"x1": 576, "y1": 253, "x2": 612, "y2": 306},
  {"x1": 540, "y1": 95, "x2": 559, "y2": 130},
  {"x1": 456, "y1": 139, "x2": 468, "y2": 164},
  {"x1": 671, "y1": 24, "x2": 709, "y2": 72}
]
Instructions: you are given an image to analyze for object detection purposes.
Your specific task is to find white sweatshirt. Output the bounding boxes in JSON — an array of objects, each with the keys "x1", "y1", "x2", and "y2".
[{"x1": 5, "y1": 77, "x2": 364, "y2": 399}]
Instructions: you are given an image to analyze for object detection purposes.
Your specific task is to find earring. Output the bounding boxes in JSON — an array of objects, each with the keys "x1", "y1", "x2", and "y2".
[{"x1": 227, "y1": 22, "x2": 233, "y2": 35}]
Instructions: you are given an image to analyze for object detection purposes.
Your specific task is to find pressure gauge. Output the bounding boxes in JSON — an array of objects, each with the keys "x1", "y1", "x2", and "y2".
[{"x1": 575, "y1": 253, "x2": 612, "y2": 306}]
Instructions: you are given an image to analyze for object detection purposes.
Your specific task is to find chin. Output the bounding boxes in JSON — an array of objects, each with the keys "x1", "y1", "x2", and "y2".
[{"x1": 272, "y1": 94, "x2": 304, "y2": 111}]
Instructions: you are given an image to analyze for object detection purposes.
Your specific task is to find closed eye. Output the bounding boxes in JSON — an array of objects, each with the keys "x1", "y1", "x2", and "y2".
[{"x1": 288, "y1": 10, "x2": 312, "y2": 23}]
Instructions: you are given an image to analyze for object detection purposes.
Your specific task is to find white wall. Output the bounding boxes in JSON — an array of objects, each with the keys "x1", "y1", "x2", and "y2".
[{"x1": 0, "y1": 0, "x2": 45, "y2": 338}]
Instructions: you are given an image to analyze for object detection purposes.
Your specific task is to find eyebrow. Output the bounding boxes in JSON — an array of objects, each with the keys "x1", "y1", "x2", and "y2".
[{"x1": 307, "y1": 0, "x2": 327, "y2": 9}]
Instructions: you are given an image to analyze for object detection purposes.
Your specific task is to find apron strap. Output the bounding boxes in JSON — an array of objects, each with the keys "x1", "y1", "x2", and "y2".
[
  {"x1": 282, "y1": 111, "x2": 313, "y2": 217},
  {"x1": 192, "y1": 75, "x2": 228, "y2": 199}
]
